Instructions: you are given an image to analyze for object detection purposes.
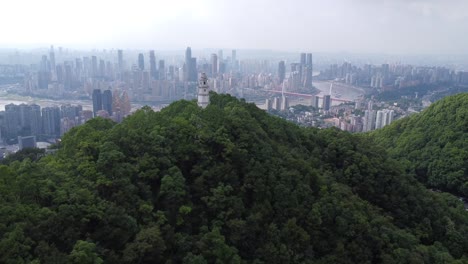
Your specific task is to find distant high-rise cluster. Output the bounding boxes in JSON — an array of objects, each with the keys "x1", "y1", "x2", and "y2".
[
  {"x1": 265, "y1": 96, "x2": 289, "y2": 111},
  {"x1": 322, "y1": 95, "x2": 331, "y2": 111},
  {"x1": 318, "y1": 61, "x2": 466, "y2": 88},
  {"x1": 277, "y1": 52, "x2": 313, "y2": 92},
  {"x1": 362, "y1": 104, "x2": 394, "y2": 132},
  {"x1": 0, "y1": 103, "x2": 91, "y2": 142},
  {"x1": 278, "y1": 61, "x2": 286, "y2": 84},
  {"x1": 92, "y1": 88, "x2": 130, "y2": 121},
  {"x1": 184, "y1": 47, "x2": 197, "y2": 82}
]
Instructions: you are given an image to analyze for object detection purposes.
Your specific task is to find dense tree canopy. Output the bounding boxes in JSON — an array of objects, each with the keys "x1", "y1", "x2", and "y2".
[
  {"x1": 0, "y1": 93, "x2": 467, "y2": 263},
  {"x1": 372, "y1": 93, "x2": 468, "y2": 197}
]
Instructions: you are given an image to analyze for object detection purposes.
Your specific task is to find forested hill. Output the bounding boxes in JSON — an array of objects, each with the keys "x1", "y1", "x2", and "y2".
[
  {"x1": 371, "y1": 93, "x2": 468, "y2": 198},
  {"x1": 1, "y1": 93, "x2": 468, "y2": 263}
]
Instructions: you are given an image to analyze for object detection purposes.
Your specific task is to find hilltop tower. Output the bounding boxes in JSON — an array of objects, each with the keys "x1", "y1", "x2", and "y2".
[{"x1": 197, "y1": 72, "x2": 210, "y2": 108}]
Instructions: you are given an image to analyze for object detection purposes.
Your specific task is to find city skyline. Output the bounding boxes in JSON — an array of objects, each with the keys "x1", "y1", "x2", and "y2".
[{"x1": 1, "y1": 0, "x2": 468, "y2": 54}]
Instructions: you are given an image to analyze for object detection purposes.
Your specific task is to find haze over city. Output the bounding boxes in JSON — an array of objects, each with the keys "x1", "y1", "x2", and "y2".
[
  {"x1": 2, "y1": 0, "x2": 468, "y2": 54},
  {"x1": 2, "y1": 0, "x2": 468, "y2": 263}
]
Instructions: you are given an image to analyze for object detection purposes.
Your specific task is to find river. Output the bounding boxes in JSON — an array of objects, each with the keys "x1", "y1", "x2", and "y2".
[{"x1": 313, "y1": 81, "x2": 365, "y2": 102}]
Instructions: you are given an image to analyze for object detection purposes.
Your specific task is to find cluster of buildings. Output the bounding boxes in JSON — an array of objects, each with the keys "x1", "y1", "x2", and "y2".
[
  {"x1": 3, "y1": 48, "x2": 318, "y2": 105},
  {"x1": 318, "y1": 61, "x2": 468, "y2": 89},
  {"x1": 363, "y1": 108, "x2": 395, "y2": 131},
  {"x1": 281, "y1": 98, "x2": 396, "y2": 133},
  {"x1": 0, "y1": 103, "x2": 90, "y2": 144},
  {"x1": 14, "y1": 47, "x2": 242, "y2": 103},
  {"x1": 0, "y1": 89, "x2": 132, "y2": 145},
  {"x1": 265, "y1": 96, "x2": 290, "y2": 111},
  {"x1": 91, "y1": 89, "x2": 131, "y2": 120},
  {"x1": 5, "y1": 47, "x2": 465, "y2": 138},
  {"x1": 325, "y1": 108, "x2": 394, "y2": 133},
  {"x1": 278, "y1": 53, "x2": 313, "y2": 92}
]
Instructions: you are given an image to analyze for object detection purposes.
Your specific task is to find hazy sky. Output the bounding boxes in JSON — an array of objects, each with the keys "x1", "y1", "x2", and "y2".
[{"x1": 1, "y1": 0, "x2": 468, "y2": 54}]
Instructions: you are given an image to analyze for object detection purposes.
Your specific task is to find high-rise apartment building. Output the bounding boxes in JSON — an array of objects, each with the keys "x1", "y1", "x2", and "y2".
[
  {"x1": 303, "y1": 66, "x2": 313, "y2": 88},
  {"x1": 306, "y1": 53, "x2": 312, "y2": 67},
  {"x1": 118, "y1": 49, "x2": 124, "y2": 71},
  {"x1": 149, "y1": 50, "x2": 157, "y2": 79},
  {"x1": 185, "y1": 47, "x2": 192, "y2": 82},
  {"x1": 323, "y1": 95, "x2": 331, "y2": 111},
  {"x1": 91, "y1": 56, "x2": 98, "y2": 77},
  {"x1": 363, "y1": 110, "x2": 376, "y2": 132},
  {"x1": 232, "y1": 50, "x2": 236, "y2": 63},
  {"x1": 375, "y1": 109, "x2": 394, "y2": 129},
  {"x1": 92, "y1": 89, "x2": 102, "y2": 117},
  {"x1": 102, "y1": 90, "x2": 113, "y2": 116},
  {"x1": 29, "y1": 104, "x2": 42, "y2": 136},
  {"x1": 138, "y1": 53, "x2": 144, "y2": 71},
  {"x1": 4, "y1": 104, "x2": 20, "y2": 139},
  {"x1": 158, "y1": 60, "x2": 165, "y2": 80},
  {"x1": 211, "y1": 54, "x2": 218, "y2": 76},
  {"x1": 311, "y1": 95, "x2": 320, "y2": 108},
  {"x1": 49, "y1": 46, "x2": 56, "y2": 77},
  {"x1": 64, "y1": 63, "x2": 73, "y2": 90},
  {"x1": 38, "y1": 55, "x2": 50, "y2": 89},
  {"x1": 278, "y1": 61, "x2": 286, "y2": 83},
  {"x1": 300, "y1": 53, "x2": 306, "y2": 65},
  {"x1": 42, "y1": 107, "x2": 60, "y2": 137}
]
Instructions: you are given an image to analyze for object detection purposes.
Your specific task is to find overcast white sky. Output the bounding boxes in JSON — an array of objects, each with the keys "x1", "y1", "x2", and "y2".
[{"x1": 1, "y1": 0, "x2": 468, "y2": 54}]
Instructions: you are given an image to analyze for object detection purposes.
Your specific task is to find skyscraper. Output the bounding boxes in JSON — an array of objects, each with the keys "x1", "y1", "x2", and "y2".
[
  {"x1": 118, "y1": 49, "x2": 123, "y2": 71},
  {"x1": 102, "y1": 90, "x2": 113, "y2": 116},
  {"x1": 19, "y1": 104, "x2": 31, "y2": 130},
  {"x1": 375, "y1": 110, "x2": 384, "y2": 129},
  {"x1": 64, "y1": 62, "x2": 72, "y2": 90},
  {"x1": 38, "y1": 55, "x2": 49, "y2": 89},
  {"x1": 92, "y1": 89, "x2": 102, "y2": 117},
  {"x1": 278, "y1": 61, "x2": 286, "y2": 84},
  {"x1": 91, "y1": 56, "x2": 98, "y2": 77},
  {"x1": 42, "y1": 107, "x2": 60, "y2": 137},
  {"x1": 311, "y1": 95, "x2": 320, "y2": 108},
  {"x1": 4, "y1": 104, "x2": 20, "y2": 139},
  {"x1": 75, "y1": 58, "x2": 83, "y2": 80},
  {"x1": 303, "y1": 66, "x2": 312, "y2": 88},
  {"x1": 211, "y1": 54, "x2": 218, "y2": 76},
  {"x1": 232, "y1": 50, "x2": 236, "y2": 63},
  {"x1": 306, "y1": 53, "x2": 313, "y2": 85},
  {"x1": 364, "y1": 109, "x2": 376, "y2": 132},
  {"x1": 323, "y1": 95, "x2": 331, "y2": 111},
  {"x1": 99, "y1": 59, "x2": 105, "y2": 77},
  {"x1": 138, "y1": 53, "x2": 144, "y2": 71},
  {"x1": 218, "y1": 50, "x2": 223, "y2": 62},
  {"x1": 158, "y1": 60, "x2": 165, "y2": 80},
  {"x1": 300, "y1": 53, "x2": 306, "y2": 65},
  {"x1": 306, "y1": 53, "x2": 312, "y2": 67},
  {"x1": 29, "y1": 104, "x2": 42, "y2": 136},
  {"x1": 190, "y1": 58, "x2": 197, "y2": 81},
  {"x1": 185, "y1": 47, "x2": 192, "y2": 82},
  {"x1": 149, "y1": 50, "x2": 157, "y2": 79},
  {"x1": 281, "y1": 96, "x2": 289, "y2": 111},
  {"x1": 231, "y1": 50, "x2": 237, "y2": 71},
  {"x1": 375, "y1": 109, "x2": 394, "y2": 129},
  {"x1": 49, "y1": 46, "x2": 56, "y2": 77}
]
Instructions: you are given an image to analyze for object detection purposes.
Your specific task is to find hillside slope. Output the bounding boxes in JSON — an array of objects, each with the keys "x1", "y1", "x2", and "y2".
[
  {"x1": 0, "y1": 93, "x2": 467, "y2": 263},
  {"x1": 372, "y1": 93, "x2": 468, "y2": 197}
]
